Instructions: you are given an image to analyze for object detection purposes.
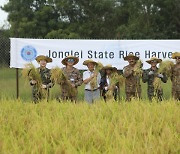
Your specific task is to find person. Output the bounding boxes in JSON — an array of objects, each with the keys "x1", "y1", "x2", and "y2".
[
  {"x1": 59, "y1": 55, "x2": 82, "y2": 102},
  {"x1": 171, "y1": 52, "x2": 180, "y2": 101},
  {"x1": 100, "y1": 64, "x2": 119, "y2": 102},
  {"x1": 142, "y1": 57, "x2": 167, "y2": 101},
  {"x1": 29, "y1": 55, "x2": 54, "y2": 103},
  {"x1": 123, "y1": 54, "x2": 141, "y2": 101},
  {"x1": 83, "y1": 59, "x2": 101, "y2": 104}
]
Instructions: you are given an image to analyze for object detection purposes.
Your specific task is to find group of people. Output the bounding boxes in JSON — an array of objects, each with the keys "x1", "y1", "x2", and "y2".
[{"x1": 27, "y1": 52, "x2": 180, "y2": 103}]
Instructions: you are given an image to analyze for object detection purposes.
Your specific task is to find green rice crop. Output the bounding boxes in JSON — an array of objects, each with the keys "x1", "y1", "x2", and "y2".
[{"x1": 0, "y1": 99, "x2": 179, "y2": 153}]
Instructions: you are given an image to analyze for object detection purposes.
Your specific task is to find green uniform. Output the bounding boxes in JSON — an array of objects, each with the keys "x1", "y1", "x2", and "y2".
[
  {"x1": 142, "y1": 68, "x2": 167, "y2": 101},
  {"x1": 123, "y1": 65, "x2": 141, "y2": 101},
  {"x1": 59, "y1": 67, "x2": 82, "y2": 102},
  {"x1": 29, "y1": 67, "x2": 54, "y2": 103}
]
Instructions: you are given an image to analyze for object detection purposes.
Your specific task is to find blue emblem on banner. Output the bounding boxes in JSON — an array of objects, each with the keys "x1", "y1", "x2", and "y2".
[{"x1": 21, "y1": 45, "x2": 37, "y2": 61}]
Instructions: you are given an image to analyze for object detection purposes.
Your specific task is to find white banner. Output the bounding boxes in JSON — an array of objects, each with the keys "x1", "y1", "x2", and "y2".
[{"x1": 10, "y1": 38, "x2": 180, "y2": 69}]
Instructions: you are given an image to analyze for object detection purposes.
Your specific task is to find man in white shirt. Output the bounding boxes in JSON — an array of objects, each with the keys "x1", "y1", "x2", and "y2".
[{"x1": 83, "y1": 60, "x2": 101, "y2": 104}]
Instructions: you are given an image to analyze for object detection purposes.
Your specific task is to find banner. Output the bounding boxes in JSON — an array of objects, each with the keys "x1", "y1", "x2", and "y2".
[{"x1": 10, "y1": 38, "x2": 180, "y2": 69}]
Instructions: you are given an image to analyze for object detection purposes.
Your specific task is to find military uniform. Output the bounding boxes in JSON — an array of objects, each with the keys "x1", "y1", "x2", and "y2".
[
  {"x1": 123, "y1": 65, "x2": 141, "y2": 101},
  {"x1": 142, "y1": 68, "x2": 167, "y2": 101},
  {"x1": 29, "y1": 67, "x2": 54, "y2": 103},
  {"x1": 60, "y1": 67, "x2": 82, "y2": 101},
  {"x1": 171, "y1": 64, "x2": 180, "y2": 100}
]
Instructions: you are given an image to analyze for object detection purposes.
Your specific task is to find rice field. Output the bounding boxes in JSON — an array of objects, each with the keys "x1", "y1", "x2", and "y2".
[
  {"x1": 0, "y1": 68, "x2": 179, "y2": 153},
  {"x1": 0, "y1": 99, "x2": 179, "y2": 153}
]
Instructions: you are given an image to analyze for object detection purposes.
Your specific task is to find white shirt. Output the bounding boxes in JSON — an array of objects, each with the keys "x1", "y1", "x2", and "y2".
[
  {"x1": 83, "y1": 70, "x2": 101, "y2": 90},
  {"x1": 106, "y1": 76, "x2": 110, "y2": 85}
]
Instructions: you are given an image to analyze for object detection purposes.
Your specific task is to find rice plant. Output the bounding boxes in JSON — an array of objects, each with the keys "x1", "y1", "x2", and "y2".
[
  {"x1": 134, "y1": 60, "x2": 143, "y2": 77},
  {"x1": 22, "y1": 63, "x2": 47, "y2": 98},
  {"x1": 106, "y1": 72, "x2": 125, "y2": 101},
  {"x1": 158, "y1": 60, "x2": 174, "y2": 77},
  {"x1": 51, "y1": 67, "x2": 66, "y2": 84},
  {"x1": 153, "y1": 60, "x2": 174, "y2": 95},
  {"x1": 51, "y1": 67, "x2": 77, "y2": 97},
  {"x1": 90, "y1": 62, "x2": 104, "y2": 90}
]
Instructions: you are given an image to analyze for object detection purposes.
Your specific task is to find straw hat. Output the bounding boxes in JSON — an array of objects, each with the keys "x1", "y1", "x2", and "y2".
[
  {"x1": 83, "y1": 59, "x2": 97, "y2": 66},
  {"x1": 102, "y1": 64, "x2": 117, "y2": 71},
  {"x1": 124, "y1": 54, "x2": 139, "y2": 61},
  {"x1": 172, "y1": 52, "x2": 180, "y2": 59},
  {"x1": 61, "y1": 55, "x2": 79, "y2": 65},
  {"x1": 35, "y1": 55, "x2": 52, "y2": 63},
  {"x1": 146, "y1": 57, "x2": 162, "y2": 64}
]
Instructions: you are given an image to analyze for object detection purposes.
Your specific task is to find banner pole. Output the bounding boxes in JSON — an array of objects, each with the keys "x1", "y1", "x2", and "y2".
[{"x1": 16, "y1": 68, "x2": 19, "y2": 99}]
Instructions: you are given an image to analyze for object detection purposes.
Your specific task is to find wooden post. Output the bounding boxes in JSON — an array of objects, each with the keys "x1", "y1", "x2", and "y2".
[{"x1": 16, "y1": 68, "x2": 19, "y2": 99}]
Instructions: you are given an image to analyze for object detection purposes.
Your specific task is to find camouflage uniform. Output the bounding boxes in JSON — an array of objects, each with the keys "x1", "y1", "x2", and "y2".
[
  {"x1": 60, "y1": 67, "x2": 82, "y2": 102},
  {"x1": 142, "y1": 68, "x2": 167, "y2": 101},
  {"x1": 29, "y1": 67, "x2": 54, "y2": 103},
  {"x1": 171, "y1": 64, "x2": 180, "y2": 100},
  {"x1": 123, "y1": 65, "x2": 141, "y2": 101}
]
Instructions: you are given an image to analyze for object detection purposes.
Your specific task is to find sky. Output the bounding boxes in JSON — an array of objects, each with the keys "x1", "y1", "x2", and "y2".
[{"x1": 0, "y1": 0, "x2": 9, "y2": 28}]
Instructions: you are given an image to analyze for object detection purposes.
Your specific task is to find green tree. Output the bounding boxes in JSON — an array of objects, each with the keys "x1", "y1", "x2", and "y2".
[
  {"x1": 2, "y1": 0, "x2": 59, "y2": 37},
  {"x1": 2, "y1": 0, "x2": 180, "y2": 39},
  {"x1": 115, "y1": 0, "x2": 180, "y2": 39}
]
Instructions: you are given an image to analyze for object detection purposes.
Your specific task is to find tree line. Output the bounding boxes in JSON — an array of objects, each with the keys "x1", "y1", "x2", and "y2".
[{"x1": 1, "y1": 0, "x2": 180, "y2": 39}]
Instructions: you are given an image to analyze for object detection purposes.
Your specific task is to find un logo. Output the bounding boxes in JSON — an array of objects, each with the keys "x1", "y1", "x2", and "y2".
[{"x1": 21, "y1": 45, "x2": 37, "y2": 61}]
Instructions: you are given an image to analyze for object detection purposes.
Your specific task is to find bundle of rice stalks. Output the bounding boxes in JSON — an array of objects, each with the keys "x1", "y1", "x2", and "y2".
[
  {"x1": 22, "y1": 63, "x2": 47, "y2": 98},
  {"x1": 22, "y1": 64, "x2": 31, "y2": 79},
  {"x1": 153, "y1": 77, "x2": 162, "y2": 91},
  {"x1": 51, "y1": 67, "x2": 77, "y2": 97},
  {"x1": 90, "y1": 62, "x2": 104, "y2": 90},
  {"x1": 106, "y1": 89, "x2": 114, "y2": 101},
  {"x1": 158, "y1": 60, "x2": 174, "y2": 77},
  {"x1": 105, "y1": 72, "x2": 125, "y2": 101},
  {"x1": 51, "y1": 67, "x2": 66, "y2": 84},
  {"x1": 22, "y1": 63, "x2": 42, "y2": 86},
  {"x1": 111, "y1": 73, "x2": 125, "y2": 87},
  {"x1": 64, "y1": 80, "x2": 77, "y2": 97},
  {"x1": 95, "y1": 62, "x2": 104, "y2": 72},
  {"x1": 134, "y1": 60, "x2": 143, "y2": 77}
]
